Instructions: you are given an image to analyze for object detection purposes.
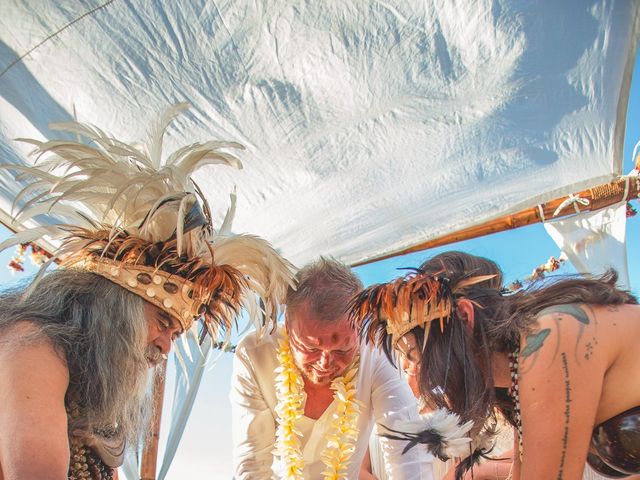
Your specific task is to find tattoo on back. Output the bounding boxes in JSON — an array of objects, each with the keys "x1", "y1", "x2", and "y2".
[
  {"x1": 538, "y1": 304, "x2": 590, "y2": 325},
  {"x1": 584, "y1": 337, "x2": 597, "y2": 360},
  {"x1": 521, "y1": 329, "x2": 551, "y2": 358},
  {"x1": 558, "y1": 352, "x2": 571, "y2": 479},
  {"x1": 536, "y1": 304, "x2": 591, "y2": 363}
]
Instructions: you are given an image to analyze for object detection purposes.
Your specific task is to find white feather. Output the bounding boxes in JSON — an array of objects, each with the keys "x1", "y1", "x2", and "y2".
[
  {"x1": 385, "y1": 408, "x2": 474, "y2": 459},
  {"x1": 0, "y1": 225, "x2": 65, "y2": 252},
  {"x1": 212, "y1": 234, "x2": 296, "y2": 333},
  {"x1": 218, "y1": 188, "x2": 237, "y2": 236},
  {"x1": 2, "y1": 103, "x2": 296, "y2": 361}
]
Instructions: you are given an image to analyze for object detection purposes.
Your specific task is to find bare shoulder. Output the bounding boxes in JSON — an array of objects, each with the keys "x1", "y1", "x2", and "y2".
[
  {"x1": 590, "y1": 304, "x2": 640, "y2": 421},
  {"x1": 527, "y1": 303, "x2": 640, "y2": 364},
  {"x1": 518, "y1": 303, "x2": 640, "y2": 428},
  {"x1": 0, "y1": 321, "x2": 69, "y2": 407},
  {"x1": 589, "y1": 303, "x2": 640, "y2": 331},
  {"x1": 519, "y1": 303, "x2": 600, "y2": 367},
  {"x1": 0, "y1": 322, "x2": 71, "y2": 477}
]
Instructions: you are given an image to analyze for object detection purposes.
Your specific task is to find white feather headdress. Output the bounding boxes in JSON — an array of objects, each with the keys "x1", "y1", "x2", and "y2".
[{"x1": 0, "y1": 103, "x2": 295, "y2": 336}]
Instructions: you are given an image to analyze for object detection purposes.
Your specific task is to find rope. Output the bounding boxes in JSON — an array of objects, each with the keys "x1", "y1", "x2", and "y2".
[
  {"x1": 590, "y1": 182, "x2": 625, "y2": 211},
  {"x1": 0, "y1": 0, "x2": 116, "y2": 80},
  {"x1": 552, "y1": 194, "x2": 590, "y2": 217}
]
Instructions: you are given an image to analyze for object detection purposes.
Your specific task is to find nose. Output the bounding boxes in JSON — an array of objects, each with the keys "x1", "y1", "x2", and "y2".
[
  {"x1": 318, "y1": 350, "x2": 331, "y2": 369},
  {"x1": 155, "y1": 330, "x2": 173, "y2": 355},
  {"x1": 401, "y1": 357, "x2": 410, "y2": 371},
  {"x1": 400, "y1": 356, "x2": 418, "y2": 376}
]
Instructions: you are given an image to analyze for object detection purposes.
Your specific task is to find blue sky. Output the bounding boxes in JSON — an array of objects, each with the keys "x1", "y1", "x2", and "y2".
[{"x1": 0, "y1": 51, "x2": 638, "y2": 480}]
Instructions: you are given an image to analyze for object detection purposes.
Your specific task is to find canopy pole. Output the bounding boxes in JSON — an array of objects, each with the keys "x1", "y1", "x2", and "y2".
[
  {"x1": 353, "y1": 176, "x2": 639, "y2": 267},
  {"x1": 140, "y1": 359, "x2": 167, "y2": 480}
]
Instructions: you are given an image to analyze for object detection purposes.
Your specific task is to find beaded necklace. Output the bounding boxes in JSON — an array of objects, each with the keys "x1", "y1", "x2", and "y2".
[
  {"x1": 68, "y1": 437, "x2": 115, "y2": 480},
  {"x1": 66, "y1": 401, "x2": 116, "y2": 480},
  {"x1": 507, "y1": 349, "x2": 523, "y2": 461}
]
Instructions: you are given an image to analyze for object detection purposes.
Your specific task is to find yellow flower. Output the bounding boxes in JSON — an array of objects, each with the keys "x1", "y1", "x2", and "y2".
[{"x1": 273, "y1": 331, "x2": 361, "y2": 480}]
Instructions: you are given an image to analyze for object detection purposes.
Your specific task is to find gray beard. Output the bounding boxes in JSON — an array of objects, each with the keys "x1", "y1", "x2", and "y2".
[{"x1": 145, "y1": 344, "x2": 165, "y2": 366}]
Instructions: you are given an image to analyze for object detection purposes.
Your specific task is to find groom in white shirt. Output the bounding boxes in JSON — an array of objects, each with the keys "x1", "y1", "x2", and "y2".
[{"x1": 230, "y1": 257, "x2": 433, "y2": 479}]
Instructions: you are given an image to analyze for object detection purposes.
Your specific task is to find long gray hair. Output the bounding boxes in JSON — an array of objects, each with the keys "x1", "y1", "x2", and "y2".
[{"x1": 0, "y1": 268, "x2": 155, "y2": 446}]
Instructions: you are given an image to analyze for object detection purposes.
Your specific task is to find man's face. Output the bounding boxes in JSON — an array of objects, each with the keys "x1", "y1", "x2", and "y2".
[
  {"x1": 145, "y1": 303, "x2": 182, "y2": 366},
  {"x1": 286, "y1": 301, "x2": 358, "y2": 386}
]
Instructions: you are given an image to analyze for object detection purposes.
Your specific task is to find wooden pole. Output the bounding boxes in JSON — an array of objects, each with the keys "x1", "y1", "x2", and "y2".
[
  {"x1": 353, "y1": 176, "x2": 639, "y2": 267},
  {"x1": 140, "y1": 359, "x2": 167, "y2": 480}
]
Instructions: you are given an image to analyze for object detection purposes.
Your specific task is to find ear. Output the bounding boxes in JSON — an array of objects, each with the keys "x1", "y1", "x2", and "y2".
[{"x1": 455, "y1": 298, "x2": 476, "y2": 331}]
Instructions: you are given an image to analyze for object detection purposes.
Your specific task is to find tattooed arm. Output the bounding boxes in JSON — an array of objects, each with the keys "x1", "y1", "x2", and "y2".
[{"x1": 516, "y1": 304, "x2": 606, "y2": 480}]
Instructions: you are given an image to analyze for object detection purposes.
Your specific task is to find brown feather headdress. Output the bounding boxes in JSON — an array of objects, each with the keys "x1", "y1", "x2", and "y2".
[
  {"x1": 0, "y1": 104, "x2": 296, "y2": 337},
  {"x1": 350, "y1": 269, "x2": 496, "y2": 347}
]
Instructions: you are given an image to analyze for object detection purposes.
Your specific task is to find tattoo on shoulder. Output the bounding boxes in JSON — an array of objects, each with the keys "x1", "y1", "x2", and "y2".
[
  {"x1": 584, "y1": 338, "x2": 596, "y2": 360},
  {"x1": 521, "y1": 328, "x2": 551, "y2": 358},
  {"x1": 537, "y1": 304, "x2": 590, "y2": 325},
  {"x1": 536, "y1": 304, "x2": 593, "y2": 365}
]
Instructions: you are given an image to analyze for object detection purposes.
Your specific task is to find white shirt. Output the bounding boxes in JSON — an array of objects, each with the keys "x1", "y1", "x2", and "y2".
[{"x1": 230, "y1": 326, "x2": 434, "y2": 479}]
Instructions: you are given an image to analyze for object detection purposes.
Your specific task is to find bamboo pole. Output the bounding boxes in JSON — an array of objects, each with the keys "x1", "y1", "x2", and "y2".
[
  {"x1": 140, "y1": 359, "x2": 167, "y2": 480},
  {"x1": 353, "y1": 176, "x2": 639, "y2": 267}
]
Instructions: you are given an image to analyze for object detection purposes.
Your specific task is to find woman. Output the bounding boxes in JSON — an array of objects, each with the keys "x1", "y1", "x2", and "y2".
[{"x1": 350, "y1": 251, "x2": 640, "y2": 479}]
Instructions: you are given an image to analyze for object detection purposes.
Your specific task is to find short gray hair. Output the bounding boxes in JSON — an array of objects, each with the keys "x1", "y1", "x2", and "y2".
[{"x1": 286, "y1": 257, "x2": 363, "y2": 322}]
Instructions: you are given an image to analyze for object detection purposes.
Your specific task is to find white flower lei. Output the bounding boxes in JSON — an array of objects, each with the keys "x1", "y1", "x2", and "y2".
[{"x1": 273, "y1": 330, "x2": 362, "y2": 480}]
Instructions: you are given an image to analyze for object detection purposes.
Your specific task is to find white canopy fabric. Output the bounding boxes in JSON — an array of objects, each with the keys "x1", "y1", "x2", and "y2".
[
  {"x1": 544, "y1": 201, "x2": 631, "y2": 289},
  {"x1": 0, "y1": 1, "x2": 637, "y2": 266}
]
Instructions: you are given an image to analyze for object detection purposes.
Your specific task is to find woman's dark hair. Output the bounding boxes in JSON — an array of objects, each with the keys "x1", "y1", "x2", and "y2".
[{"x1": 413, "y1": 251, "x2": 505, "y2": 432}]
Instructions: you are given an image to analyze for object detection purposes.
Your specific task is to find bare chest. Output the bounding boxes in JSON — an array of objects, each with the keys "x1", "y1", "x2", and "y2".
[{"x1": 303, "y1": 386, "x2": 335, "y2": 420}]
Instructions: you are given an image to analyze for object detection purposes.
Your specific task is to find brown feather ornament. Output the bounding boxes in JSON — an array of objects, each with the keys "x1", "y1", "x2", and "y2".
[{"x1": 350, "y1": 270, "x2": 496, "y2": 347}]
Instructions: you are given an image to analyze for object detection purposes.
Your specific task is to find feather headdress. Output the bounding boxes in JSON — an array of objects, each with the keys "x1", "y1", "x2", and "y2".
[
  {"x1": 0, "y1": 103, "x2": 295, "y2": 336},
  {"x1": 349, "y1": 269, "x2": 496, "y2": 347}
]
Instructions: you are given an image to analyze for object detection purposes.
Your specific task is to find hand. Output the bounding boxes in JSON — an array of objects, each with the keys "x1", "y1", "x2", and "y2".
[{"x1": 443, "y1": 459, "x2": 513, "y2": 480}]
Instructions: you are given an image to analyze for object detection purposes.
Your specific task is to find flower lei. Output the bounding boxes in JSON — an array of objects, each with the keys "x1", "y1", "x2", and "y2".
[{"x1": 274, "y1": 330, "x2": 362, "y2": 480}]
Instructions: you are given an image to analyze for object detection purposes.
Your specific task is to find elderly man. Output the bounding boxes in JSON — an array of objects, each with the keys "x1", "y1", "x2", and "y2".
[
  {"x1": 0, "y1": 106, "x2": 293, "y2": 479},
  {"x1": 231, "y1": 257, "x2": 433, "y2": 479}
]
